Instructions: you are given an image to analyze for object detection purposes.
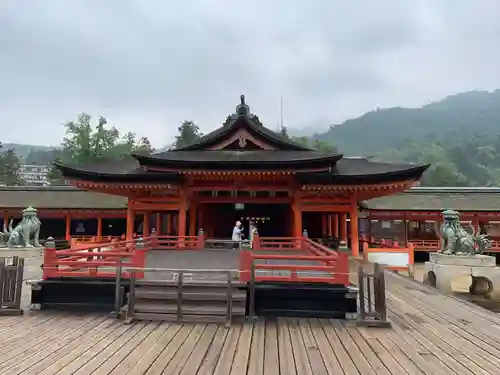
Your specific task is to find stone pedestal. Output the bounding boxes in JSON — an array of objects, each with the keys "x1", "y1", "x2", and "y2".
[{"x1": 424, "y1": 253, "x2": 500, "y2": 299}]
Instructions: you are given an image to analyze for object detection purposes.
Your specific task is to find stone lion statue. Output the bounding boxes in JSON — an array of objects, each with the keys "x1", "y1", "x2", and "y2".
[
  {"x1": 3, "y1": 205, "x2": 42, "y2": 248},
  {"x1": 440, "y1": 209, "x2": 491, "y2": 255}
]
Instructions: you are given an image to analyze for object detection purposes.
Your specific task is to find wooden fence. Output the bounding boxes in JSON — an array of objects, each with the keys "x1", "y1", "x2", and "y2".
[
  {"x1": 0, "y1": 256, "x2": 24, "y2": 316},
  {"x1": 357, "y1": 262, "x2": 390, "y2": 327}
]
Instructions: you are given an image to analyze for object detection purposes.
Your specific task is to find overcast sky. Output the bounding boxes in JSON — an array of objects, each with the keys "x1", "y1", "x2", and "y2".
[{"x1": 1, "y1": 0, "x2": 499, "y2": 147}]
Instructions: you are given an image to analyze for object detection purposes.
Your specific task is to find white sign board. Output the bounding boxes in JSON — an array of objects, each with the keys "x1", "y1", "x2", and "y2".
[{"x1": 366, "y1": 251, "x2": 410, "y2": 268}]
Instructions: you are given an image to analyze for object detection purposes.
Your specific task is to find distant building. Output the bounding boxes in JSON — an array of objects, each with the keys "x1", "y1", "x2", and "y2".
[{"x1": 18, "y1": 164, "x2": 50, "y2": 186}]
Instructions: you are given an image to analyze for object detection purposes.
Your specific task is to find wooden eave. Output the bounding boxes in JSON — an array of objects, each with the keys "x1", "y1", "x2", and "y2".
[{"x1": 302, "y1": 180, "x2": 417, "y2": 200}]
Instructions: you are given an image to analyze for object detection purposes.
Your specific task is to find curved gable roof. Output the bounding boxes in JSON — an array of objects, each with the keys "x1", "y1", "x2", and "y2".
[{"x1": 176, "y1": 95, "x2": 311, "y2": 151}]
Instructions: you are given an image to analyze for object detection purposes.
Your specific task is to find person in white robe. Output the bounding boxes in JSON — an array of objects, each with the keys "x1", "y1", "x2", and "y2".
[{"x1": 232, "y1": 221, "x2": 243, "y2": 249}]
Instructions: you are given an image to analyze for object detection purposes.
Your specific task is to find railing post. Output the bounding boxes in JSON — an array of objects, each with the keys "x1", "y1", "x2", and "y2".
[
  {"x1": 338, "y1": 253, "x2": 350, "y2": 286},
  {"x1": 357, "y1": 264, "x2": 366, "y2": 323},
  {"x1": 302, "y1": 229, "x2": 308, "y2": 251},
  {"x1": 124, "y1": 271, "x2": 136, "y2": 324},
  {"x1": 248, "y1": 260, "x2": 257, "y2": 322},
  {"x1": 225, "y1": 270, "x2": 233, "y2": 328},
  {"x1": 43, "y1": 237, "x2": 57, "y2": 279},
  {"x1": 0, "y1": 259, "x2": 5, "y2": 308},
  {"x1": 151, "y1": 228, "x2": 157, "y2": 248},
  {"x1": 112, "y1": 258, "x2": 123, "y2": 318},
  {"x1": 252, "y1": 231, "x2": 261, "y2": 251},
  {"x1": 133, "y1": 237, "x2": 146, "y2": 279},
  {"x1": 374, "y1": 263, "x2": 388, "y2": 323},
  {"x1": 176, "y1": 272, "x2": 184, "y2": 322},
  {"x1": 197, "y1": 228, "x2": 205, "y2": 250},
  {"x1": 239, "y1": 251, "x2": 252, "y2": 282}
]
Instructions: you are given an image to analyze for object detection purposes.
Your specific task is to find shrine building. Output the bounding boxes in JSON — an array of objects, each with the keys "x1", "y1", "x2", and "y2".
[{"x1": 51, "y1": 95, "x2": 429, "y2": 256}]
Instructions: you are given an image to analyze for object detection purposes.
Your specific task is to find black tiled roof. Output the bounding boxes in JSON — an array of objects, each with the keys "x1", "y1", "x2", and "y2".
[
  {"x1": 133, "y1": 150, "x2": 343, "y2": 170},
  {"x1": 297, "y1": 157, "x2": 430, "y2": 184},
  {"x1": 364, "y1": 187, "x2": 500, "y2": 211},
  {"x1": 54, "y1": 158, "x2": 182, "y2": 183}
]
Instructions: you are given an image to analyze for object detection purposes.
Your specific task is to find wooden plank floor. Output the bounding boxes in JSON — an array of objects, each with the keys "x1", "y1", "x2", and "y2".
[
  {"x1": 1, "y1": 276, "x2": 500, "y2": 375},
  {"x1": 2, "y1": 272, "x2": 500, "y2": 373}
]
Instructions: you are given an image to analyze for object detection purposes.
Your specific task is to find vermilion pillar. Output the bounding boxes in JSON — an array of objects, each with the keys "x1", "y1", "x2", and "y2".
[
  {"x1": 97, "y1": 216, "x2": 102, "y2": 241},
  {"x1": 178, "y1": 194, "x2": 187, "y2": 238},
  {"x1": 292, "y1": 193, "x2": 303, "y2": 238},
  {"x1": 197, "y1": 204, "x2": 204, "y2": 232},
  {"x1": 322, "y1": 215, "x2": 328, "y2": 236},
  {"x1": 350, "y1": 208, "x2": 359, "y2": 257},
  {"x1": 189, "y1": 204, "x2": 197, "y2": 236},
  {"x1": 327, "y1": 215, "x2": 332, "y2": 236},
  {"x1": 126, "y1": 199, "x2": 134, "y2": 241},
  {"x1": 333, "y1": 214, "x2": 339, "y2": 237},
  {"x1": 65, "y1": 214, "x2": 71, "y2": 240},
  {"x1": 340, "y1": 214, "x2": 347, "y2": 244},
  {"x1": 166, "y1": 213, "x2": 172, "y2": 235},
  {"x1": 143, "y1": 212, "x2": 150, "y2": 237}
]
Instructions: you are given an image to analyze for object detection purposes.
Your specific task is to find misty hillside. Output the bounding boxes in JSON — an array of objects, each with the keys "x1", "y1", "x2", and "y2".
[
  {"x1": 312, "y1": 90, "x2": 500, "y2": 155},
  {"x1": 1, "y1": 143, "x2": 57, "y2": 161}
]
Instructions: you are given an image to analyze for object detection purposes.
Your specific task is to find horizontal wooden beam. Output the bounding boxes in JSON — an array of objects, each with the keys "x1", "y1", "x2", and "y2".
[
  {"x1": 301, "y1": 205, "x2": 352, "y2": 212},
  {"x1": 195, "y1": 196, "x2": 292, "y2": 204}
]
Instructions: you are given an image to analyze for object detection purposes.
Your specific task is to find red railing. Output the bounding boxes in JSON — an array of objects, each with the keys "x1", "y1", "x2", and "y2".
[
  {"x1": 43, "y1": 237, "x2": 153, "y2": 280},
  {"x1": 43, "y1": 232, "x2": 206, "y2": 280},
  {"x1": 153, "y1": 234, "x2": 204, "y2": 250},
  {"x1": 240, "y1": 236, "x2": 349, "y2": 286},
  {"x1": 409, "y1": 239, "x2": 440, "y2": 251},
  {"x1": 490, "y1": 239, "x2": 500, "y2": 251},
  {"x1": 252, "y1": 234, "x2": 302, "y2": 251}
]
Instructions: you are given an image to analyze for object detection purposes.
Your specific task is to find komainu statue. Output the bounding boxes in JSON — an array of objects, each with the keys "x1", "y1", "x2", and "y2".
[
  {"x1": 3, "y1": 206, "x2": 42, "y2": 248},
  {"x1": 440, "y1": 209, "x2": 491, "y2": 255}
]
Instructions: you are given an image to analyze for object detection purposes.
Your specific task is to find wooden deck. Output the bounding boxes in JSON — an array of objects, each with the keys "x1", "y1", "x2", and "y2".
[{"x1": 2, "y1": 271, "x2": 500, "y2": 374}]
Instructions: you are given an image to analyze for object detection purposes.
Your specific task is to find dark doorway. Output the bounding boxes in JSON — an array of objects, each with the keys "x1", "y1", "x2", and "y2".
[
  {"x1": 40, "y1": 219, "x2": 65, "y2": 240},
  {"x1": 71, "y1": 219, "x2": 97, "y2": 237},
  {"x1": 102, "y1": 219, "x2": 126, "y2": 236},
  {"x1": 206, "y1": 203, "x2": 291, "y2": 239}
]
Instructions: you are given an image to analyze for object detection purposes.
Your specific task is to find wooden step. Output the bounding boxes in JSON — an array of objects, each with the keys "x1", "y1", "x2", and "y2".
[
  {"x1": 126, "y1": 313, "x2": 231, "y2": 324},
  {"x1": 123, "y1": 300, "x2": 246, "y2": 316},
  {"x1": 136, "y1": 279, "x2": 244, "y2": 288},
  {"x1": 133, "y1": 287, "x2": 247, "y2": 301}
]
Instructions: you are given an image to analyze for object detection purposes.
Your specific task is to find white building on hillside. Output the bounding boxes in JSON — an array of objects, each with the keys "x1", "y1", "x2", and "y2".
[{"x1": 18, "y1": 164, "x2": 50, "y2": 186}]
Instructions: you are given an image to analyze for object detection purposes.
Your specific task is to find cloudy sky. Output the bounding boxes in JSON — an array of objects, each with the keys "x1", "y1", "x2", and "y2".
[{"x1": 1, "y1": 0, "x2": 499, "y2": 147}]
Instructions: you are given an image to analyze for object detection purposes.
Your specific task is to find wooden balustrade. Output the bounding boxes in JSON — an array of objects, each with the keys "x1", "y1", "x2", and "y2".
[
  {"x1": 152, "y1": 233, "x2": 205, "y2": 250},
  {"x1": 43, "y1": 232, "x2": 206, "y2": 280},
  {"x1": 43, "y1": 237, "x2": 153, "y2": 279},
  {"x1": 252, "y1": 234, "x2": 302, "y2": 251},
  {"x1": 409, "y1": 239, "x2": 440, "y2": 251},
  {"x1": 240, "y1": 236, "x2": 349, "y2": 286}
]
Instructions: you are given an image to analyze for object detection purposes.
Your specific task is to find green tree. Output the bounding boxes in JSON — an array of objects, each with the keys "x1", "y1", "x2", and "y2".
[
  {"x1": 174, "y1": 121, "x2": 203, "y2": 149},
  {"x1": 47, "y1": 162, "x2": 66, "y2": 185},
  {"x1": 290, "y1": 136, "x2": 310, "y2": 147},
  {"x1": 0, "y1": 148, "x2": 24, "y2": 186},
  {"x1": 312, "y1": 139, "x2": 338, "y2": 153},
  {"x1": 60, "y1": 113, "x2": 153, "y2": 165}
]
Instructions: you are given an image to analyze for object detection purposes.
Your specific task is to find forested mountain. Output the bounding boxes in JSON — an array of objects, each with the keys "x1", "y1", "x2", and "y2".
[{"x1": 312, "y1": 90, "x2": 500, "y2": 155}]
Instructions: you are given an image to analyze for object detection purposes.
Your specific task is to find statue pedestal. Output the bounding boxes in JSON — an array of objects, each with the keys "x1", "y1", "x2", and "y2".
[{"x1": 424, "y1": 253, "x2": 500, "y2": 299}]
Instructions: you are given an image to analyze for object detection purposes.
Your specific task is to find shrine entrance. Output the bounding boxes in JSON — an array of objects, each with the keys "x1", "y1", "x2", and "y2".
[{"x1": 202, "y1": 203, "x2": 291, "y2": 239}]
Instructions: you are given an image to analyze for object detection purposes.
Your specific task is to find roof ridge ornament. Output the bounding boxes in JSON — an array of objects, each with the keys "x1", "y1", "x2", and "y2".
[{"x1": 236, "y1": 94, "x2": 251, "y2": 116}]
